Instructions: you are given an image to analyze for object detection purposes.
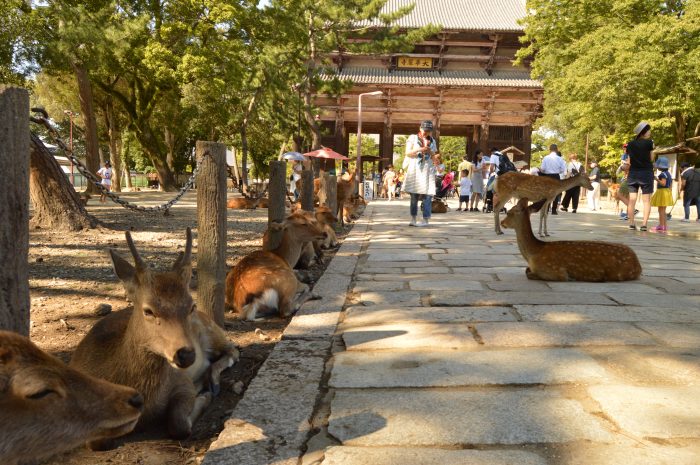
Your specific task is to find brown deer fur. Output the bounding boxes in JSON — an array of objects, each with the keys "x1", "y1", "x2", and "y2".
[
  {"x1": 70, "y1": 229, "x2": 239, "y2": 443},
  {"x1": 336, "y1": 170, "x2": 356, "y2": 225},
  {"x1": 501, "y1": 198, "x2": 642, "y2": 281},
  {"x1": 494, "y1": 171, "x2": 594, "y2": 236},
  {"x1": 227, "y1": 212, "x2": 326, "y2": 320},
  {"x1": 431, "y1": 198, "x2": 448, "y2": 213},
  {"x1": 0, "y1": 331, "x2": 143, "y2": 465},
  {"x1": 227, "y1": 197, "x2": 260, "y2": 209},
  {"x1": 314, "y1": 205, "x2": 338, "y2": 250}
]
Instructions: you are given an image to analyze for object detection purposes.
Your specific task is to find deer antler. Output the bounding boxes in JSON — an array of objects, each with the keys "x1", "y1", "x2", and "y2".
[
  {"x1": 124, "y1": 231, "x2": 147, "y2": 271},
  {"x1": 173, "y1": 227, "x2": 193, "y2": 270}
]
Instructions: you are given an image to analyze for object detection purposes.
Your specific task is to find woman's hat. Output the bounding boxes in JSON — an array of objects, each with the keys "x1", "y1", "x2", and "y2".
[
  {"x1": 633, "y1": 121, "x2": 651, "y2": 137},
  {"x1": 420, "y1": 120, "x2": 434, "y2": 131},
  {"x1": 655, "y1": 156, "x2": 670, "y2": 169}
]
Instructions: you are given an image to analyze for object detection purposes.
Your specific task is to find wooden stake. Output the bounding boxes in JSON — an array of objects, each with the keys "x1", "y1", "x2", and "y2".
[
  {"x1": 196, "y1": 141, "x2": 227, "y2": 328},
  {"x1": 0, "y1": 87, "x2": 30, "y2": 335},
  {"x1": 301, "y1": 169, "x2": 314, "y2": 212},
  {"x1": 267, "y1": 160, "x2": 287, "y2": 251},
  {"x1": 327, "y1": 175, "x2": 338, "y2": 219}
]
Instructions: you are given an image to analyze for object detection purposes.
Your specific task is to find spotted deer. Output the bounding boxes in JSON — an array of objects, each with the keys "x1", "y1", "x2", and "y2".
[
  {"x1": 226, "y1": 212, "x2": 326, "y2": 320},
  {"x1": 70, "y1": 229, "x2": 239, "y2": 445},
  {"x1": 0, "y1": 331, "x2": 143, "y2": 465},
  {"x1": 501, "y1": 198, "x2": 642, "y2": 281},
  {"x1": 494, "y1": 171, "x2": 594, "y2": 236}
]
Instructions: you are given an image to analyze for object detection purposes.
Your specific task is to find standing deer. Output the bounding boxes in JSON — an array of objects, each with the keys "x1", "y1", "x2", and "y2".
[
  {"x1": 0, "y1": 331, "x2": 143, "y2": 465},
  {"x1": 70, "y1": 229, "x2": 239, "y2": 444},
  {"x1": 227, "y1": 212, "x2": 326, "y2": 320},
  {"x1": 501, "y1": 198, "x2": 642, "y2": 281},
  {"x1": 493, "y1": 171, "x2": 594, "y2": 236},
  {"x1": 337, "y1": 170, "x2": 356, "y2": 226}
]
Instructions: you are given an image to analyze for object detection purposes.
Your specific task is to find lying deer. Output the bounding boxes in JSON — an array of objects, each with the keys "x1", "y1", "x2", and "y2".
[
  {"x1": 0, "y1": 331, "x2": 144, "y2": 465},
  {"x1": 494, "y1": 171, "x2": 593, "y2": 236},
  {"x1": 314, "y1": 205, "x2": 338, "y2": 250},
  {"x1": 70, "y1": 229, "x2": 239, "y2": 444},
  {"x1": 501, "y1": 198, "x2": 642, "y2": 281},
  {"x1": 227, "y1": 196, "x2": 261, "y2": 209},
  {"x1": 226, "y1": 212, "x2": 326, "y2": 320}
]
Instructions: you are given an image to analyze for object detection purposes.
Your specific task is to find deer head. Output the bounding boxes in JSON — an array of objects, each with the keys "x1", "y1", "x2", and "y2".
[
  {"x1": 501, "y1": 198, "x2": 547, "y2": 230},
  {"x1": 315, "y1": 206, "x2": 337, "y2": 226},
  {"x1": 0, "y1": 331, "x2": 143, "y2": 464},
  {"x1": 285, "y1": 211, "x2": 327, "y2": 243},
  {"x1": 109, "y1": 229, "x2": 197, "y2": 370},
  {"x1": 576, "y1": 170, "x2": 595, "y2": 190}
]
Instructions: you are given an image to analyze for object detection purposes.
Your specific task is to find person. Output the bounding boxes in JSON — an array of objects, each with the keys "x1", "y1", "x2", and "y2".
[
  {"x1": 680, "y1": 162, "x2": 700, "y2": 222},
  {"x1": 626, "y1": 121, "x2": 655, "y2": 231},
  {"x1": 650, "y1": 156, "x2": 673, "y2": 233},
  {"x1": 458, "y1": 155, "x2": 473, "y2": 180},
  {"x1": 560, "y1": 153, "x2": 582, "y2": 213},
  {"x1": 97, "y1": 161, "x2": 113, "y2": 203},
  {"x1": 457, "y1": 169, "x2": 471, "y2": 211},
  {"x1": 587, "y1": 161, "x2": 601, "y2": 211},
  {"x1": 396, "y1": 169, "x2": 405, "y2": 198},
  {"x1": 380, "y1": 168, "x2": 388, "y2": 198},
  {"x1": 469, "y1": 150, "x2": 484, "y2": 212},
  {"x1": 539, "y1": 144, "x2": 566, "y2": 214},
  {"x1": 433, "y1": 153, "x2": 446, "y2": 193},
  {"x1": 383, "y1": 165, "x2": 397, "y2": 201},
  {"x1": 290, "y1": 160, "x2": 303, "y2": 200},
  {"x1": 403, "y1": 120, "x2": 437, "y2": 227}
]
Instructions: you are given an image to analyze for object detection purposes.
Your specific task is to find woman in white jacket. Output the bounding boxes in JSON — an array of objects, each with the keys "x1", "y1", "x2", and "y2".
[{"x1": 403, "y1": 120, "x2": 437, "y2": 227}]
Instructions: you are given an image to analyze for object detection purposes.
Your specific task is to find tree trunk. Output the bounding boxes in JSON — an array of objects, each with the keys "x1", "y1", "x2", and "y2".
[
  {"x1": 133, "y1": 124, "x2": 178, "y2": 191},
  {"x1": 29, "y1": 133, "x2": 98, "y2": 230},
  {"x1": 0, "y1": 87, "x2": 30, "y2": 335},
  {"x1": 73, "y1": 63, "x2": 101, "y2": 195},
  {"x1": 240, "y1": 125, "x2": 249, "y2": 193},
  {"x1": 164, "y1": 127, "x2": 176, "y2": 172},
  {"x1": 104, "y1": 100, "x2": 122, "y2": 192},
  {"x1": 122, "y1": 131, "x2": 133, "y2": 189},
  {"x1": 673, "y1": 111, "x2": 687, "y2": 143}
]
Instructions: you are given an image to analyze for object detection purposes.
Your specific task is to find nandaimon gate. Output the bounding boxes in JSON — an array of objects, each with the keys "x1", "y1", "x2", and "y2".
[{"x1": 314, "y1": 0, "x2": 543, "y2": 166}]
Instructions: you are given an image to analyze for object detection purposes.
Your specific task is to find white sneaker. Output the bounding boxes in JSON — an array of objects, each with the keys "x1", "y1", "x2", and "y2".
[
  {"x1": 416, "y1": 219, "x2": 429, "y2": 227},
  {"x1": 409, "y1": 217, "x2": 417, "y2": 227},
  {"x1": 681, "y1": 218, "x2": 690, "y2": 223}
]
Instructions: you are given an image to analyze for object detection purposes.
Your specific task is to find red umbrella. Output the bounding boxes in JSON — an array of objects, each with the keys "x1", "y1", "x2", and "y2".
[{"x1": 304, "y1": 147, "x2": 349, "y2": 160}]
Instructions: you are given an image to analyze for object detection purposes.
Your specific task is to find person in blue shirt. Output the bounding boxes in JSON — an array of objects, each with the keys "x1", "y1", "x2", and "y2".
[{"x1": 650, "y1": 156, "x2": 673, "y2": 233}]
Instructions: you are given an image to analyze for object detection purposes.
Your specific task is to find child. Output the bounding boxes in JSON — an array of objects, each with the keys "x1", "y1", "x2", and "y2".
[
  {"x1": 650, "y1": 156, "x2": 673, "y2": 233},
  {"x1": 96, "y1": 161, "x2": 112, "y2": 203},
  {"x1": 458, "y1": 169, "x2": 471, "y2": 211}
]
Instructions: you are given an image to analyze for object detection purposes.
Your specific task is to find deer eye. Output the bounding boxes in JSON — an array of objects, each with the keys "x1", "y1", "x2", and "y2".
[
  {"x1": 143, "y1": 308, "x2": 155, "y2": 318},
  {"x1": 26, "y1": 388, "x2": 56, "y2": 400}
]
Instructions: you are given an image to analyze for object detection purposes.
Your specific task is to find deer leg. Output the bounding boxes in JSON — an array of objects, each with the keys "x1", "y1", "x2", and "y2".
[
  {"x1": 166, "y1": 377, "x2": 199, "y2": 440},
  {"x1": 493, "y1": 197, "x2": 507, "y2": 234}
]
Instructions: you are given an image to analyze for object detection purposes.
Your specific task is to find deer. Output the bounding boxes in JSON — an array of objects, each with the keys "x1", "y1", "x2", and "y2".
[
  {"x1": 70, "y1": 229, "x2": 239, "y2": 446},
  {"x1": 337, "y1": 170, "x2": 356, "y2": 226},
  {"x1": 500, "y1": 198, "x2": 642, "y2": 281},
  {"x1": 602, "y1": 179, "x2": 622, "y2": 211},
  {"x1": 227, "y1": 196, "x2": 261, "y2": 209},
  {"x1": 314, "y1": 205, "x2": 338, "y2": 250},
  {"x1": 226, "y1": 211, "x2": 326, "y2": 320},
  {"x1": 0, "y1": 331, "x2": 144, "y2": 465},
  {"x1": 493, "y1": 171, "x2": 594, "y2": 236}
]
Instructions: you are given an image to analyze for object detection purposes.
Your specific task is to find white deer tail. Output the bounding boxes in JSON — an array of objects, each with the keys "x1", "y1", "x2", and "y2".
[{"x1": 242, "y1": 289, "x2": 279, "y2": 321}]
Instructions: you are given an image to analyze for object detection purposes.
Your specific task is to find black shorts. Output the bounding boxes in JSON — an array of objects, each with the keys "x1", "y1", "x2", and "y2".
[
  {"x1": 459, "y1": 195, "x2": 470, "y2": 203},
  {"x1": 627, "y1": 170, "x2": 654, "y2": 195}
]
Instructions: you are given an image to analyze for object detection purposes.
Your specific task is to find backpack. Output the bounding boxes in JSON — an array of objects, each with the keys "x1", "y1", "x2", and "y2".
[
  {"x1": 496, "y1": 152, "x2": 516, "y2": 176},
  {"x1": 570, "y1": 163, "x2": 580, "y2": 176}
]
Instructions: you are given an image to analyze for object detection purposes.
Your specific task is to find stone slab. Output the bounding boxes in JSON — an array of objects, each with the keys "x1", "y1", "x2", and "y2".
[
  {"x1": 487, "y1": 281, "x2": 551, "y2": 292},
  {"x1": 330, "y1": 348, "x2": 610, "y2": 388},
  {"x1": 403, "y1": 267, "x2": 453, "y2": 274},
  {"x1": 359, "y1": 291, "x2": 423, "y2": 306},
  {"x1": 431, "y1": 291, "x2": 615, "y2": 306},
  {"x1": 546, "y1": 282, "x2": 662, "y2": 294},
  {"x1": 204, "y1": 339, "x2": 329, "y2": 465},
  {"x1": 515, "y1": 305, "x2": 700, "y2": 323},
  {"x1": 367, "y1": 253, "x2": 436, "y2": 261},
  {"x1": 328, "y1": 389, "x2": 613, "y2": 446},
  {"x1": 360, "y1": 260, "x2": 440, "y2": 269},
  {"x1": 353, "y1": 281, "x2": 406, "y2": 292},
  {"x1": 321, "y1": 447, "x2": 548, "y2": 465},
  {"x1": 342, "y1": 322, "x2": 479, "y2": 350},
  {"x1": 635, "y1": 323, "x2": 700, "y2": 347},
  {"x1": 409, "y1": 280, "x2": 484, "y2": 291},
  {"x1": 343, "y1": 306, "x2": 515, "y2": 326},
  {"x1": 588, "y1": 385, "x2": 700, "y2": 438},
  {"x1": 356, "y1": 273, "x2": 463, "y2": 281},
  {"x1": 555, "y1": 444, "x2": 700, "y2": 465},
  {"x1": 608, "y1": 293, "x2": 700, "y2": 309},
  {"x1": 585, "y1": 347, "x2": 700, "y2": 385},
  {"x1": 476, "y1": 322, "x2": 657, "y2": 347}
]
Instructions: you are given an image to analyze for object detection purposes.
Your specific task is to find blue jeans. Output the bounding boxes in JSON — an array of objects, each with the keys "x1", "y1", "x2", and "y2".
[
  {"x1": 410, "y1": 193, "x2": 432, "y2": 219},
  {"x1": 683, "y1": 196, "x2": 700, "y2": 219}
]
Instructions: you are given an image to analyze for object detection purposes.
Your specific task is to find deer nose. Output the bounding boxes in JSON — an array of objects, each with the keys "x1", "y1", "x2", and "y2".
[
  {"x1": 128, "y1": 393, "x2": 144, "y2": 412},
  {"x1": 175, "y1": 347, "x2": 196, "y2": 368}
]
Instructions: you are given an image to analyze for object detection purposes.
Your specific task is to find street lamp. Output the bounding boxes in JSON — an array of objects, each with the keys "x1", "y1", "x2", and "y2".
[
  {"x1": 356, "y1": 90, "x2": 383, "y2": 196},
  {"x1": 63, "y1": 110, "x2": 78, "y2": 186}
]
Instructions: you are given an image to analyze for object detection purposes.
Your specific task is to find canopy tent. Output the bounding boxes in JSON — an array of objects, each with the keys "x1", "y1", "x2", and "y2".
[{"x1": 304, "y1": 147, "x2": 349, "y2": 160}]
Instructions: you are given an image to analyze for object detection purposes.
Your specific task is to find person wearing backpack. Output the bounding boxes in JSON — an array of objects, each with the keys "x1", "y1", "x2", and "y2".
[
  {"x1": 680, "y1": 162, "x2": 700, "y2": 222},
  {"x1": 560, "y1": 153, "x2": 582, "y2": 213},
  {"x1": 539, "y1": 144, "x2": 567, "y2": 214}
]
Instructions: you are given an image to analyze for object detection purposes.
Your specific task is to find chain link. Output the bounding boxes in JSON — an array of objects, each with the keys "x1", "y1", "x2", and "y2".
[{"x1": 30, "y1": 108, "x2": 204, "y2": 213}]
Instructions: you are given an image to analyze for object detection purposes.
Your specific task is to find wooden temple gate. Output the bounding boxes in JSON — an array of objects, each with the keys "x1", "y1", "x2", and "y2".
[{"x1": 314, "y1": 0, "x2": 543, "y2": 167}]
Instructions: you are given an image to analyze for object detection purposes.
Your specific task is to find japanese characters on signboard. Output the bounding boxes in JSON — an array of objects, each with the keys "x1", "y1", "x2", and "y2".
[{"x1": 397, "y1": 56, "x2": 433, "y2": 69}]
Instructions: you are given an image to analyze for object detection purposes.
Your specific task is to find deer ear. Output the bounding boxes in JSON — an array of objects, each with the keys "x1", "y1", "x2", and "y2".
[
  {"x1": 110, "y1": 249, "x2": 137, "y2": 283},
  {"x1": 529, "y1": 199, "x2": 547, "y2": 213},
  {"x1": 269, "y1": 222, "x2": 287, "y2": 232}
]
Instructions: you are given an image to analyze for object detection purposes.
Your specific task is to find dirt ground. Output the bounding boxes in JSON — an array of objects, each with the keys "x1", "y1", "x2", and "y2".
[{"x1": 28, "y1": 191, "x2": 351, "y2": 465}]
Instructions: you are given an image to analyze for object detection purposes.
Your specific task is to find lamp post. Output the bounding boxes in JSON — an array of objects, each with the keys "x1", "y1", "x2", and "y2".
[
  {"x1": 356, "y1": 90, "x2": 383, "y2": 196},
  {"x1": 63, "y1": 110, "x2": 78, "y2": 186}
]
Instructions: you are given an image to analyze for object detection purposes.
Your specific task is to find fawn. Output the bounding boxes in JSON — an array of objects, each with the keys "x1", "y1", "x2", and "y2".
[
  {"x1": 501, "y1": 198, "x2": 642, "y2": 281},
  {"x1": 226, "y1": 212, "x2": 326, "y2": 320},
  {"x1": 70, "y1": 229, "x2": 239, "y2": 445},
  {"x1": 0, "y1": 331, "x2": 143, "y2": 465},
  {"x1": 494, "y1": 171, "x2": 594, "y2": 236}
]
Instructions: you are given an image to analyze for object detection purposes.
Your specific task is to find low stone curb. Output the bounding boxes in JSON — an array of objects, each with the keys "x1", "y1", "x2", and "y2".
[{"x1": 202, "y1": 205, "x2": 373, "y2": 465}]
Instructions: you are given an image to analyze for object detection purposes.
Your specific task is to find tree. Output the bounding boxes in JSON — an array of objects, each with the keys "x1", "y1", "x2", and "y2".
[{"x1": 518, "y1": 0, "x2": 700, "y2": 167}]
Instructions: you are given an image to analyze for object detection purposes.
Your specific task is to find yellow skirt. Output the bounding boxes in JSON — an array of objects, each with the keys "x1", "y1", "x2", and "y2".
[{"x1": 651, "y1": 187, "x2": 673, "y2": 207}]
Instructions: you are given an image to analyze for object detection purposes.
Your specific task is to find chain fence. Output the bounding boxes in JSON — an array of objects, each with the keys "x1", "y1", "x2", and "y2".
[{"x1": 30, "y1": 108, "x2": 205, "y2": 214}]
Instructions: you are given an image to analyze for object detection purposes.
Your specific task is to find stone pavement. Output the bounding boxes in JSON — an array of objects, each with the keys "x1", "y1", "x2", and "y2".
[{"x1": 205, "y1": 198, "x2": 700, "y2": 465}]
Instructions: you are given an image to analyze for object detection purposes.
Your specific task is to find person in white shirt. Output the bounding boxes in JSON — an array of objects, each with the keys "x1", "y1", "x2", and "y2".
[
  {"x1": 560, "y1": 153, "x2": 582, "y2": 213},
  {"x1": 96, "y1": 161, "x2": 113, "y2": 203},
  {"x1": 457, "y1": 169, "x2": 472, "y2": 211},
  {"x1": 403, "y1": 120, "x2": 437, "y2": 227},
  {"x1": 539, "y1": 144, "x2": 567, "y2": 214}
]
